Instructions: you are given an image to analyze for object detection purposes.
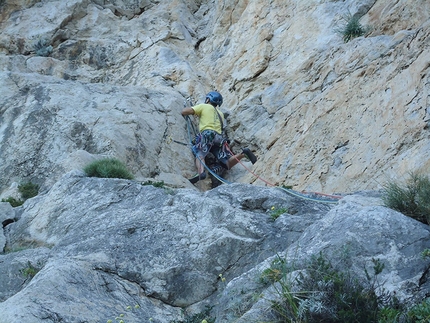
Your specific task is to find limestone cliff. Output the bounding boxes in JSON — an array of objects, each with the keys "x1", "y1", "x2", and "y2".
[
  {"x1": 1, "y1": 1, "x2": 430, "y2": 321},
  {"x1": 0, "y1": 0, "x2": 429, "y2": 193}
]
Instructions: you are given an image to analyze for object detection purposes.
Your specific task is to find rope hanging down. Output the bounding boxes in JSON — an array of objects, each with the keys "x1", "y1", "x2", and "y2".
[{"x1": 183, "y1": 114, "x2": 342, "y2": 204}]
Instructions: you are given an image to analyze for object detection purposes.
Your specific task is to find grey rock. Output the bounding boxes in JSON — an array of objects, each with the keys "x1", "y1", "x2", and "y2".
[
  {"x1": 215, "y1": 195, "x2": 430, "y2": 322},
  {"x1": 1, "y1": 0, "x2": 430, "y2": 321},
  {"x1": 0, "y1": 172, "x2": 332, "y2": 322},
  {"x1": 0, "y1": 202, "x2": 17, "y2": 252}
]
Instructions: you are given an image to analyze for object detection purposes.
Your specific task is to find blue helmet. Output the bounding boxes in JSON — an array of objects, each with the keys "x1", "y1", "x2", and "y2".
[{"x1": 205, "y1": 91, "x2": 223, "y2": 107}]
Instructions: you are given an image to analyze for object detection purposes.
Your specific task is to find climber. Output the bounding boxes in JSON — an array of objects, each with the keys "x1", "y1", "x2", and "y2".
[{"x1": 181, "y1": 91, "x2": 257, "y2": 184}]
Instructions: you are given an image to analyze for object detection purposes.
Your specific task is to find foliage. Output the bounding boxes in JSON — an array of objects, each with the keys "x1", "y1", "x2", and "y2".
[
  {"x1": 20, "y1": 261, "x2": 40, "y2": 279},
  {"x1": 382, "y1": 172, "x2": 430, "y2": 224},
  {"x1": 1, "y1": 196, "x2": 23, "y2": 207},
  {"x1": 18, "y1": 181, "x2": 39, "y2": 199},
  {"x1": 269, "y1": 206, "x2": 288, "y2": 221},
  {"x1": 1, "y1": 181, "x2": 39, "y2": 207},
  {"x1": 406, "y1": 298, "x2": 430, "y2": 323},
  {"x1": 282, "y1": 185, "x2": 293, "y2": 190},
  {"x1": 84, "y1": 158, "x2": 134, "y2": 180},
  {"x1": 260, "y1": 256, "x2": 290, "y2": 284},
  {"x1": 298, "y1": 254, "x2": 382, "y2": 322},
  {"x1": 421, "y1": 249, "x2": 430, "y2": 259},
  {"x1": 377, "y1": 306, "x2": 403, "y2": 323},
  {"x1": 141, "y1": 180, "x2": 165, "y2": 188},
  {"x1": 33, "y1": 38, "x2": 53, "y2": 57},
  {"x1": 335, "y1": 12, "x2": 368, "y2": 43},
  {"x1": 106, "y1": 304, "x2": 141, "y2": 323},
  {"x1": 261, "y1": 252, "x2": 400, "y2": 323},
  {"x1": 170, "y1": 306, "x2": 215, "y2": 323}
]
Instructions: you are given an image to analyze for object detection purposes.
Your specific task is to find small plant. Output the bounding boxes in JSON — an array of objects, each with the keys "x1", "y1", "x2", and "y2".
[
  {"x1": 106, "y1": 304, "x2": 141, "y2": 323},
  {"x1": 260, "y1": 256, "x2": 289, "y2": 284},
  {"x1": 269, "y1": 206, "x2": 288, "y2": 221},
  {"x1": 1, "y1": 181, "x2": 39, "y2": 207},
  {"x1": 20, "y1": 261, "x2": 40, "y2": 279},
  {"x1": 170, "y1": 306, "x2": 215, "y2": 323},
  {"x1": 18, "y1": 181, "x2": 39, "y2": 199},
  {"x1": 84, "y1": 158, "x2": 134, "y2": 180},
  {"x1": 33, "y1": 38, "x2": 53, "y2": 57},
  {"x1": 282, "y1": 185, "x2": 293, "y2": 190},
  {"x1": 335, "y1": 12, "x2": 368, "y2": 43},
  {"x1": 382, "y1": 172, "x2": 430, "y2": 224},
  {"x1": 298, "y1": 253, "x2": 389, "y2": 322},
  {"x1": 1, "y1": 196, "x2": 24, "y2": 207},
  {"x1": 406, "y1": 298, "x2": 430, "y2": 323},
  {"x1": 141, "y1": 180, "x2": 165, "y2": 188},
  {"x1": 421, "y1": 249, "x2": 430, "y2": 259},
  {"x1": 218, "y1": 273, "x2": 226, "y2": 283},
  {"x1": 378, "y1": 306, "x2": 403, "y2": 323}
]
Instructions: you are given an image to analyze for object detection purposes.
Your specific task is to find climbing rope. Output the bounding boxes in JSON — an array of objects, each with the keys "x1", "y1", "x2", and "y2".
[
  {"x1": 184, "y1": 115, "x2": 232, "y2": 185},
  {"x1": 223, "y1": 144, "x2": 342, "y2": 204},
  {"x1": 182, "y1": 105, "x2": 342, "y2": 204}
]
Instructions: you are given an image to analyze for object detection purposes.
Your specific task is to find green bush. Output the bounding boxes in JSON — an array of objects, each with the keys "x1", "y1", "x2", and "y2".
[
  {"x1": 262, "y1": 252, "x2": 398, "y2": 323},
  {"x1": 377, "y1": 306, "x2": 403, "y2": 323},
  {"x1": 407, "y1": 298, "x2": 430, "y2": 323},
  {"x1": 335, "y1": 12, "x2": 367, "y2": 43},
  {"x1": 18, "y1": 181, "x2": 39, "y2": 200},
  {"x1": 1, "y1": 197, "x2": 23, "y2": 207},
  {"x1": 382, "y1": 172, "x2": 430, "y2": 224},
  {"x1": 84, "y1": 158, "x2": 134, "y2": 180},
  {"x1": 1, "y1": 181, "x2": 39, "y2": 207}
]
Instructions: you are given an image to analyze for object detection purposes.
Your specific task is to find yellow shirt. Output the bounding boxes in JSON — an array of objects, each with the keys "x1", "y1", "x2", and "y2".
[{"x1": 192, "y1": 103, "x2": 225, "y2": 134}]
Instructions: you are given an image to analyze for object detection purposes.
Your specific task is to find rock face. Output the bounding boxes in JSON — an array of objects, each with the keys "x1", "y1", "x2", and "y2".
[
  {"x1": 0, "y1": 172, "x2": 330, "y2": 322},
  {"x1": 216, "y1": 193, "x2": 430, "y2": 323},
  {"x1": 0, "y1": 174, "x2": 429, "y2": 322},
  {"x1": 1, "y1": 0, "x2": 430, "y2": 322},
  {"x1": 0, "y1": 0, "x2": 429, "y2": 195}
]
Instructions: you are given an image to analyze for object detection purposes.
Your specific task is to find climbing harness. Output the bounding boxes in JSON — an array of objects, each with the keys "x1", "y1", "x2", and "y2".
[
  {"x1": 182, "y1": 101, "x2": 341, "y2": 204},
  {"x1": 184, "y1": 115, "x2": 232, "y2": 185}
]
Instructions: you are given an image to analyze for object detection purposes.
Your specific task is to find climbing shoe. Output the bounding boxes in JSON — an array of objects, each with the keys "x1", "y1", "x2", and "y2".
[
  {"x1": 188, "y1": 171, "x2": 207, "y2": 184},
  {"x1": 242, "y1": 148, "x2": 257, "y2": 164}
]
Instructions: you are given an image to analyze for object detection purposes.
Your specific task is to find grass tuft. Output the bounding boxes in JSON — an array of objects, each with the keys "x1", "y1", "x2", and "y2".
[
  {"x1": 335, "y1": 12, "x2": 368, "y2": 43},
  {"x1": 18, "y1": 182, "x2": 39, "y2": 200},
  {"x1": 84, "y1": 158, "x2": 134, "y2": 180},
  {"x1": 1, "y1": 197, "x2": 23, "y2": 207},
  {"x1": 382, "y1": 172, "x2": 430, "y2": 224},
  {"x1": 1, "y1": 181, "x2": 39, "y2": 207}
]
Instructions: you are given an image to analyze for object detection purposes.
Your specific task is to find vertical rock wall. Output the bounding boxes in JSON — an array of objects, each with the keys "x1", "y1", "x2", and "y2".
[{"x1": 0, "y1": 0, "x2": 429, "y2": 194}]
